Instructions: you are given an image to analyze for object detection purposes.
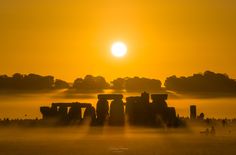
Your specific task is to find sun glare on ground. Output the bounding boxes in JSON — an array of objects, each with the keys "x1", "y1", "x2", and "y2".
[{"x1": 111, "y1": 42, "x2": 127, "y2": 58}]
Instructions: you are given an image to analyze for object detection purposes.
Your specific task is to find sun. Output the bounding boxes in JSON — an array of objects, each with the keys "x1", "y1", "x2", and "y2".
[{"x1": 111, "y1": 42, "x2": 127, "y2": 58}]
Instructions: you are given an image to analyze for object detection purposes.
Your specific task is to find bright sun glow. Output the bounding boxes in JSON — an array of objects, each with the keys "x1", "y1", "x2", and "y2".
[{"x1": 111, "y1": 42, "x2": 127, "y2": 58}]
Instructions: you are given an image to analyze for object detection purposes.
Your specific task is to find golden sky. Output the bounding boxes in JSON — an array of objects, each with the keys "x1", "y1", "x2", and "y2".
[{"x1": 0, "y1": 0, "x2": 236, "y2": 82}]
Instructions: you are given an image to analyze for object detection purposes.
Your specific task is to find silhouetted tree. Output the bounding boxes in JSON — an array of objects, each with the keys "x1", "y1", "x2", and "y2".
[
  {"x1": 54, "y1": 79, "x2": 70, "y2": 89},
  {"x1": 0, "y1": 73, "x2": 54, "y2": 90},
  {"x1": 111, "y1": 78, "x2": 126, "y2": 90},
  {"x1": 73, "y1": 75, "x2": 109, "y2": 90},
  {"x1": 126, "y1": 77, "x2": 162, "y2": 91},
  {"x1": 165, "y1": 71, "x2": 236, "y2": 92},
  {"x1": 111, "y1": 77, "x2": 162, "y2": 91},
  {"x1": 0, "y1": 75, "x2": 11, "y2": 89}
]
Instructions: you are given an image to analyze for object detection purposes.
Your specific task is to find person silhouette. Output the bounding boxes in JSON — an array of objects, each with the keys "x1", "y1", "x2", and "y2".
[
  {"x1": 210, "y1": 126, "x2": 215, "y2": 135},
  {"x1": 205, "y1": 128, "x2": 209, "y2": 135}
]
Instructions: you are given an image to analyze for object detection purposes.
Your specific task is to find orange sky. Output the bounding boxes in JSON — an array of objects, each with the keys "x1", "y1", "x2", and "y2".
[{"x1": 0, "y1": 0, "x2": 236, "y2": 82}]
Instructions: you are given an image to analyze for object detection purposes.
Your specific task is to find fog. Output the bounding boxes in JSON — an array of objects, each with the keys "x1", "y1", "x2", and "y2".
[
  {"x1": 0, "y1": 125, "x2": 235, "y2": 155},
  {"x1": 1, "y1": 91, "x2": 236, "y2": 154}
]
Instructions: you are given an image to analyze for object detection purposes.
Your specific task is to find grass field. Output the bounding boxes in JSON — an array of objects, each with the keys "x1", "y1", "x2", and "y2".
[{"x1": 0, "y1": 124, "x2": 235, "y2": 155}]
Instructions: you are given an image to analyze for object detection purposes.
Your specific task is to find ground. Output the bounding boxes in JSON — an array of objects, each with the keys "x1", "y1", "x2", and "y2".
[{"x1": 0, "y1": 124, "x2": 235, "y2": 155}]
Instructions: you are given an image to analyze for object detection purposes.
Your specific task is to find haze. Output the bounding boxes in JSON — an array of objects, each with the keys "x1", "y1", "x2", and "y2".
[{"x1": 1, "y1": 0, "x2": 236, "y2": 82}]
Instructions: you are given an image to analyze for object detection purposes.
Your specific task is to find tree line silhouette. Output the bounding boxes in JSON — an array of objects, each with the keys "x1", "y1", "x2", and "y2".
[
  {"x1": 165, "y1": 71, "x2": 236, "y2": 92},
  {"x1": 0, "y1": 71, "x2": 236, "y2": 93},
  {"x1": 0, "y1": 73, "x2": 68, "y2": 90}
]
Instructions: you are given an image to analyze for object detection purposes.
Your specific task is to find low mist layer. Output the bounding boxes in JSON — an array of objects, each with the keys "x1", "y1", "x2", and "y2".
[{"x1": 0, "y1": 123, "x2": 235, "y2": 155}]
